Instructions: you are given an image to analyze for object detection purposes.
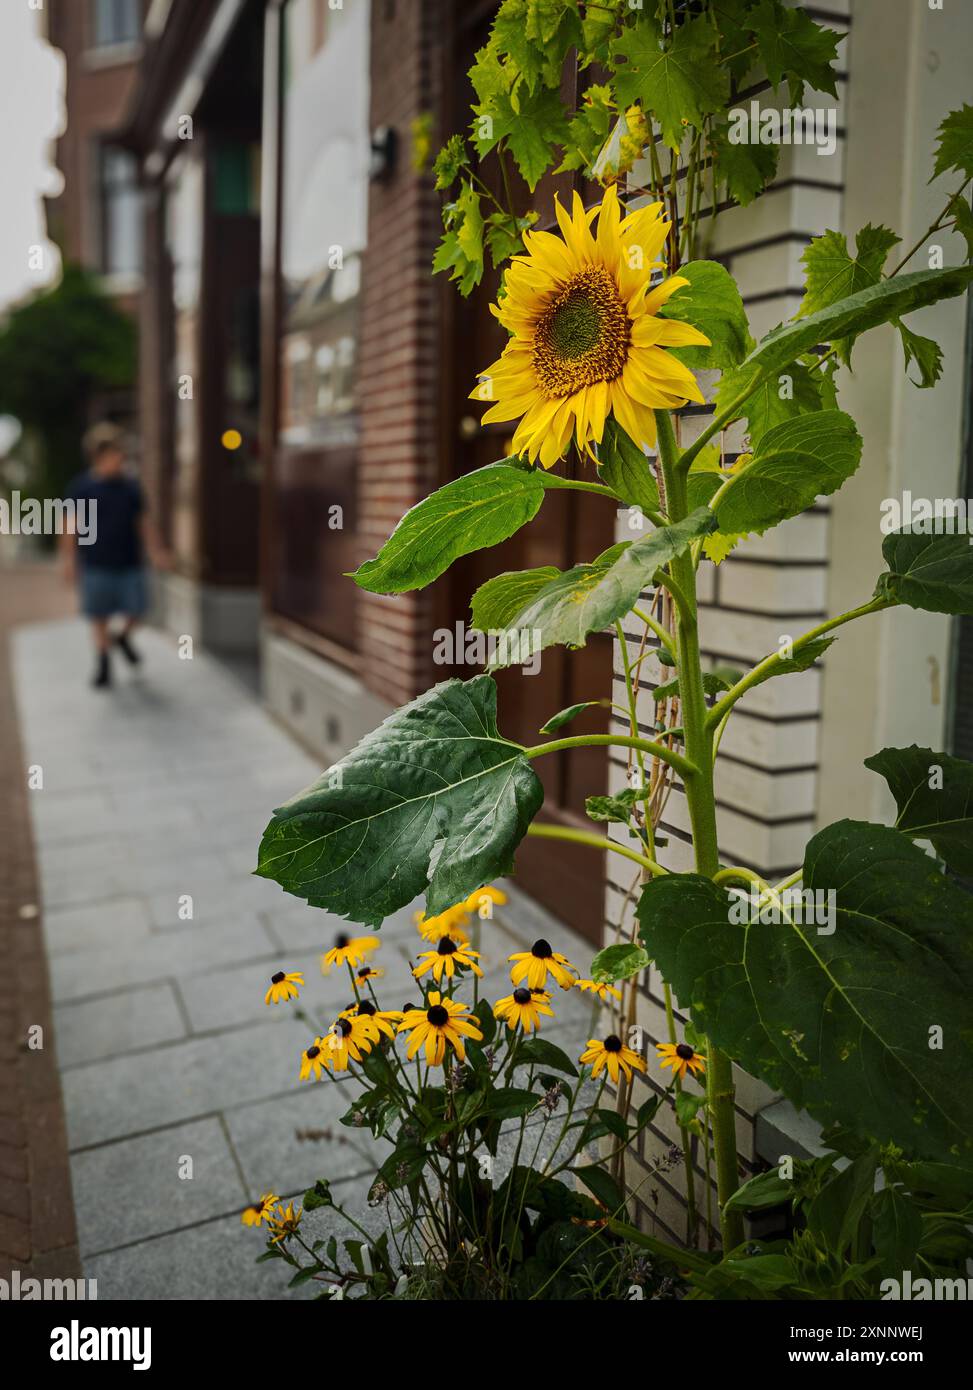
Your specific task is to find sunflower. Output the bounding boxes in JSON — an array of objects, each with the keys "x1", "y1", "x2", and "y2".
[
  {"x1": 509, "y1": 938, "x2": 577, "y2": 991},
  {"x1": 656, "y1": 1040, "x2": 706, "y2": 1081},
  {"x1": 321, "y1": 933, "x2": 380, "y2": 973},
  {"x1": 341, "y1": 999, "x2": 403, "y2": 1042},
  {"x1": 415, "y1": 904, "x2": 471, "y2": 946},
  {"x1": 464, "y1": 885, "x2": 508, "y2": 917},
  {"x1": 397, "y1": 990, "x2": 483, "y2": 1066},
  {"x1": 322, "y1": 1013, "x2": 375, "y2": 1072},
  {"x1": 579, "y1": 1034, "x2": 647, "y2": 1084},
  {"x1": 299, "y1": 1039, "x2": 329, "y2": 1082},
  {"x1": 413, "y1": 937, "x2": 483, "y2": 983},
  {"x1": 267, "y1": 1201, "x2": 303, "y2": 1245},
  {"x1": 264, "y1": 969, "x2": 304, "y2": 1005},
  {"x1": 471, "y1": 185, "x2": 709, "y2": 467},
  {"x1": 575, "y1": 978, "x2": 623, "y2": 1003},
  {"x1": 241, "y1": 1192, "x2": 279, "y2": 1228},
  {"x1": 494, "y1": 985, "x2": 555, "y2": 1033}
]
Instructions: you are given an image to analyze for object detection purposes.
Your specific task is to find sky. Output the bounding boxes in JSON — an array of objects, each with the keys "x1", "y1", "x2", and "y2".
[{"x1": 0, "y1": 3, "x2": 65, "y2": 315}]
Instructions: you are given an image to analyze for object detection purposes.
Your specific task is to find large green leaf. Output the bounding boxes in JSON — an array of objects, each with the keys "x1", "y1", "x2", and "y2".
[
  {"x1": 719, "y1": 266, "x2": 973, "y2": 415},
  {"x1": 749, "y1": 0, "x2": 839, "y2": 103},
  {"x1": 714, "y1": 410, "x2": 862, "y2": 534},
  {"x1": 351, "y1": 462, "x2": 545, "y2": 595},
  {"x1": 471, "y1": 566, "x2": 559, "y2": 632},
  {"x1": 487, "y1": 509, "x2": 715, "y2": 669},
  {"x1": 255, "y1": 675, "x2": 543, "y2": 925},
  {"x1": 596, "y1": 418, "x2": 660, "y2": 515},
  {"x1": 875, "y1": 528, "x2": 973, "y2": 615},
  {"x1": 864, "y1": 745, "x2": 973, "y2": 875},
  {"x1": 637, "y1": 820, "x2": 973, "y2": 1163},
  {"x1": 713, "y1": 356, "x2": 824, "y2": 450},
  {"x1": 612, "y1": 15, "x2": 729, "y2": 149},
  {"x1": 657, "y1": 259, "x2": 754, "y2": 369}
]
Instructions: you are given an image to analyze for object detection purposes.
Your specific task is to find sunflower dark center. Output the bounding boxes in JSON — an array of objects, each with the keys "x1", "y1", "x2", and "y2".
[
  {"x1": 437, "y1": 938, "x2": 458, "y2": 956},
  {"x1": 676, "y1": 1043, "x2": 695, "y2": 1060},
  {"x1": 306, "y1": 1046, "x2": 320, "y2": 1059},
  {"x1": 513, "y1": 988, "x2": 532, "y2": 1005},
  {"x1": 335, "y1": 934, "x2": 349, "y2": 949},
  {"x1": 427, "y1": 1004, "x2": 449, "y2": 1027},
  {"x1": 357, "y1": 1000, "x2": 376, "y2": 1016},
  {"x1": 531, "y1": 938, "x2": 552, "y2": 958},
  {"x1": 533, "y1": 266, "x2": 631, "y2": 397},
  {"x1": 271, "y1": 971, "x2": 285, "y2": 984},
  {"x1": 604, "y1": 1034, "x2": 623, "y2": 1053}
]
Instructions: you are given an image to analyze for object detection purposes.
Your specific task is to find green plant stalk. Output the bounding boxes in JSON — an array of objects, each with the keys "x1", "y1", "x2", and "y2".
[
  {"x1": 526, "y1": 822, "x2": 666, "y2": 877},
  {"x1": 655, "y1": 408, "x2": 743, "y2": 1250},
  {"x1": 525, "y1": 732, "x2": 697, "y2": 781}
]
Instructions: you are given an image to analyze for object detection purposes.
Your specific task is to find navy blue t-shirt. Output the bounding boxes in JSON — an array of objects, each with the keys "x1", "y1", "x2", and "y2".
[{"x1": 68, "y1": 472, "x2": 145, "y2": 570}]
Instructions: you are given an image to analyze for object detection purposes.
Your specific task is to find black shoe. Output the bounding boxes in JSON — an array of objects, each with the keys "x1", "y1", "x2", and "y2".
[
  {"x1": 115, "y1": 632, "x2": 141, "y2": 666},
  {"x1": 92, "y1": 652, "x2": 112, "y2": 689}
]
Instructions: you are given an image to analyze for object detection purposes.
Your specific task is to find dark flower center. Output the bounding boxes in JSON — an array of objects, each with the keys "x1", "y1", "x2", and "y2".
[
  {"x1": 335, "y1": 934, "x2": 349, "y2": 949},
  {"x1": 437, "y1": 938, "x2": 458, "y2": 956},
  {"x1": 604, "y1": 1035, "x2": 623, "y2": 1053},
  {"x1": 531, "y1": 938, "x2": 552, "y2": 959},
  {"x1": 427, "y1": 1005, "x2": 449, "y2": 1027},
  {"x1": 271, "y1": 971, "x2": 285, "y2": 984},
  {"x1": 676, "y1": 1043, "x2": 695, "y2": 1060},
  {"x1": 336, "y1": 1018, "x2": 352, "y2": 1037},
  {"x1": 306, "y1": 1046, "x2": 320, "y2": 1060},
  {"x1": 357, "y1": 967, "x2": 372, "y2": 979},
  {"x1": 533, "y1": 266, "x2": 631, "y2": 396},
  {"x1": 513, "y1": 988, "x2": 532, "y2": 1005},
  {"x1": 357, "y1": 1001, "x2": 376, "y2": 1016}
]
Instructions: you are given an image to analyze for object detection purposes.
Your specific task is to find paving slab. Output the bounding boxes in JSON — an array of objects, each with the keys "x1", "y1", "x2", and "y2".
[{"x1": 55, "y1": 983, "x2": 187, "y2": 1068}]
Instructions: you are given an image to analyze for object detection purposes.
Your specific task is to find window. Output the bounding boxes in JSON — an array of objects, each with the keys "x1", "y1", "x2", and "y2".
[
  {"x1": 99, "y1": 146, "x2": 143, "y2": 276},
  {"x1": 91, "y1": 0, "x2": 141, "y2": 49}
]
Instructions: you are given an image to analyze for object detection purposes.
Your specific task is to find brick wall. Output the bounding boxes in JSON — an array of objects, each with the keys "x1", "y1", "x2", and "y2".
[
  {"x1": 602, "y1": 1, "x2": 852, "y2": 1247},
  {"x1": 357, "y1": 0, "x2": 444, "y2": 707}
]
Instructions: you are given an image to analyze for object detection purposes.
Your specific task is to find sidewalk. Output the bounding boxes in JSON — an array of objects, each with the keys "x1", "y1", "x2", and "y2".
[{"x1": 11, "y1": 614, "x2": 598, "y2": 1299}]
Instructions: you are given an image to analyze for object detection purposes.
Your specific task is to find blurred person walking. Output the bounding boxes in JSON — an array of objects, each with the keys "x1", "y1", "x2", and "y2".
[{"x1": 60, "y1": 423, "x2": 167, "y2": 689}]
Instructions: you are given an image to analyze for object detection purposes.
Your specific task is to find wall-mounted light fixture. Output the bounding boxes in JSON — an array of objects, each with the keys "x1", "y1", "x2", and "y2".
[{"x1": 369, "y1": 125, "x2": 398, "y2": 182}]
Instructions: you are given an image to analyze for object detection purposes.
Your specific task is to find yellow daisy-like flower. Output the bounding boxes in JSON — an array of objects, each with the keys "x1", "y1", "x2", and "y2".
[
  {"x1": 267, "y1": 1201, "x2": 303, "y2": 1245},
  {"x1": 413, "y1": 937, "x2": 483, "y2": 983},
  {"x1": 471, "y1": 185, "x2": 709, "y2": 467},
  {"x1": 299, "y1": 1038, "x2": 329, "y2": 1082},
  {"x1": 340, "y1": 999, "x2": 403, "y2": 1042},
  {"x1": 415, "y1": 904, "x2": 471, "y2": 946},
  {"x1": 509, "y1": 938, "x2": 577, "y2": 991},
  {"x1": 321, "y1": 1013, "x2": 375, "y2": 1073},
  {"x1": 576, "y1": 978, "x2": 623, "y2": 1003},
  {"x1": 241, "y1": 1192, "x2": 279, "y2": 1228},
  {"x1": 580, "y1": 1034, "x2": 647, "y2": 1084},
  {"x1": 397, "y1": 990, "x2": 483, "y2": 1066},
  {"x1": 464, "y1": 885, "x2": 508, "y2": 917},
  {"x1": 356, "y1": 964, "x2": 384, "y2": 984},
  {"x1": 264, "y1": 970, "x2": 304, "y2": 1005},
  {"x1": 656, "y1": 1041, "x2": 706, "y2": 1081},
  {"x1": 494, "y1": 985, "x2": 555, "y2": 1033},
  {"x1": 321, "y1": 933, "x2": 380, "y2": 973}
]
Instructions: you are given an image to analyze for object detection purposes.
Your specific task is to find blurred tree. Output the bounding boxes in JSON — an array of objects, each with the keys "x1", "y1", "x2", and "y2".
[{"x1": 0, "y1": 264, "x2": 136, "y2": 499}]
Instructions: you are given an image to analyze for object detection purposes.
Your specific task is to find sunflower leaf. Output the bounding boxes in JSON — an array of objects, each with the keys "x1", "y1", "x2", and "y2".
[
  {"x1": 712, "y1": 409, "x2": 862, "y2": 535},
  {"x1": 538, "y1": 700, "x2": 605, "y2": 734},
  {"x1": 486, "y1": 509, "x2": 715, "y2": 669},
  {"x1": 875, "y1": 528, "x2": 973, "y2": 615},
  {"x1": 590, "y1": 941, "x2": 649, "y2": 984},
  {"x1": 351, "y1": 461, "x2": 546, "y2": 595},
  {"x1": 255, "y1": 675, "x2": 544, "y2": 926},
  {"x1": 637, "y1": 820, "x2": 973, "y2": 1164},
  {"x1": 864, "y1": 745, "x2": 973, "y2": 875},
  {"x1": 658, "y1": 260, "x2": 755, "y2": 370},
  {"x1": 714, "y1": 357, "x2": 825, "y2": 451},
  {"x1": 596, "y1": 418, "x2": 661, "y2": 514},
  {"x1": 471, "y1": 566, "x2": 560, "y2": 632}
]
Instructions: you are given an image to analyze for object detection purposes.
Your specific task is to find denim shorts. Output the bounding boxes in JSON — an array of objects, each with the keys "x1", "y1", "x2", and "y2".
[{"x1": 78, "y1": 566, "x2": 148, "y2": 619}]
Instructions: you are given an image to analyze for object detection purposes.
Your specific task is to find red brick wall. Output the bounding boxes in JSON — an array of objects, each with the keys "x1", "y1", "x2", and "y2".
[{"x1": 357, "y1": 0, "x2": 444, "y2": 707}]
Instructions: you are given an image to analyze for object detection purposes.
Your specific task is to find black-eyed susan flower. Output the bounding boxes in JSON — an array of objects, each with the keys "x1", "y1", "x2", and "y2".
[
  {"x1": 494, "y1": 985, "x2": 555, "y2": 1033},
  {"x1": 464, "y1": 884, "x2": 508, "y2": 917},
  {"x1": 656, "y1": 1041, "x2": 706, "y2": 1082},
  {"x1": 415, "y1": 903, "x2": 471, "y2": 946},
  {"x1": 576, "y1": 978, "x2": 623, "y2": 1004},
  {"x1": 509, "y1": 938, "x2": 577, "y2": 991},
  {"x1": 264, "y1": 969, "x2": 304, "y2": 1005},
  {"x1": 241, "y1": 1192, "x2": 279, "y2": 1227},
  {"x1": 413, "y1": 937, "x2": 483, "y2": 983},
  {"x1": 299, "y1": 1039, "x2": 329, "y2": 1082},
  {"x1": 267, "y1": 1201, "x2": 303, "y2": 1245},
  {"x1": 321, "y1": 933, "x2": 380, "y2": 974},
  {"x1": 341, "y1": 999, "x2": 402, "y2": 1042},
  {"x1": 580, "y1": 1034, "x2": 647, "y2": 1084},
  {"x1": 322, "y1": 1013, "x2": 375, "y2": 1072},
  {"x1": 470, "y1": 184, "x2": 709, "y2": 467},
  {"x1": 356, "y1": 964, "x2": 384, "y2": 985},
  {"x1": 397, "y1": 990, "x2": 483, "y2": 1066}
]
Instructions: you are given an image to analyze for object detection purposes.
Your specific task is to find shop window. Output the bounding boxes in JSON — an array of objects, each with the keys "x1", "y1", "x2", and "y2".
[
  {"x1": 91, "y1": 0, "x2": 142, "y2": 49},
  {"x1": 98, "y1": 145, "x2": 142, "y2": 276}
]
